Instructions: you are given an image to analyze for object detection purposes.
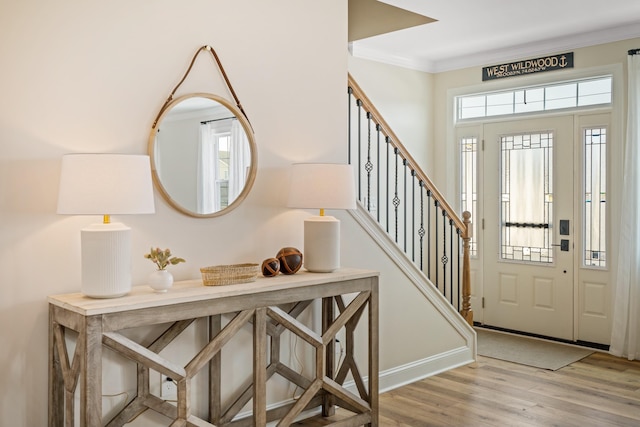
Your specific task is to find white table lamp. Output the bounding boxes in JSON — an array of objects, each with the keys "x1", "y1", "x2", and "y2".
[
  {"x1": 57, "y1": 154, "x2": 155, "y2": 298},
  {"x1": 287, "y1": 163, "x2": 356, "y2": 272}
]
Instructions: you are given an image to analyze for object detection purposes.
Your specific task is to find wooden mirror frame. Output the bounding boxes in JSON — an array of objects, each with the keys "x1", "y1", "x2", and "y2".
[{"x1": 148, "y1": 92, "x2": 257, "y2": 218}]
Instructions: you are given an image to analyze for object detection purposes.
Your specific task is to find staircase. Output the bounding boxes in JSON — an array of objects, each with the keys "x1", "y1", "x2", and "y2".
[{"x1": 346, "y1": 74, "x2": 473, "y2": 326}]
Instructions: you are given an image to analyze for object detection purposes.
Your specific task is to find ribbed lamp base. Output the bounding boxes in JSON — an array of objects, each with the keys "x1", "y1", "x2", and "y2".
[
  {"x1": 81, "y1": 222, "x2": 132, "y2": 298},
  {"x1": 303, "y1": 216, "x2": 340, "y2": 273}
]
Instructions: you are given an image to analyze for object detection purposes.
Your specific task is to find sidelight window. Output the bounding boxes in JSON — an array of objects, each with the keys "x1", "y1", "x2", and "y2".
[
  {"x1": 460, "y1": 137, "x2": 478, "y2": 257},
  {"x1": 583, "y1": 127, "x2": 607, "y2": 268}
]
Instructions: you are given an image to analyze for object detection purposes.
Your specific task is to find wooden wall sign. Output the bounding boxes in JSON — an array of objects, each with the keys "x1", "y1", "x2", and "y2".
[{"x1": 482, "y1": 52, "x2": 574, "y2": 81}]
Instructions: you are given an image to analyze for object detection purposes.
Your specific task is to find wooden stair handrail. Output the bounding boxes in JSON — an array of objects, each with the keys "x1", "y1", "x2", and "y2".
[
  {"x1": 348, "y1": 74, "x2": 465, "y2": 233},
  {"x1": 348, "y1": 73, "x2": 473, "y2": 326}
]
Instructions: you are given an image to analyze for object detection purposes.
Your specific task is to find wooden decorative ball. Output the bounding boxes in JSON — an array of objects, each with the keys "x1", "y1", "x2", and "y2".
[
  {"x1": 261, "y1": 258, "x2": 280, "y2": 277},
  {"x1": 276, "y1": 247, "x2": 303, "y2": 275}
]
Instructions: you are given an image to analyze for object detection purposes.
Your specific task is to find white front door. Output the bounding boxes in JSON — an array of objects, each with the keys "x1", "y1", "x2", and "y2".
[{"x1": 483, "y1": 116, "x2": 575, "y2": 340}]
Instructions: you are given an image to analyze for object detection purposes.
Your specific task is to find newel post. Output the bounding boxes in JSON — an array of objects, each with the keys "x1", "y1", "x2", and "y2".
[{"x1": 460, "y1": 211, "x2": 473, "y2": 326}]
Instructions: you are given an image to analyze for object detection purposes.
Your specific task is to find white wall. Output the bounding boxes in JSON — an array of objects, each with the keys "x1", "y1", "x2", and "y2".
[
  {"x1": 0, "y1": 1, "x2": 348, "y2": 425},
  {"x1": 348, "y1": 55, "x2": 435, "y2": 173}
]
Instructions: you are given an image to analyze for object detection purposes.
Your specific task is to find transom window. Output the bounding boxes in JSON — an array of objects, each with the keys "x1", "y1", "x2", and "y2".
[{"x1": 456, "y1": 76, "x2": 612, "y2": 121}]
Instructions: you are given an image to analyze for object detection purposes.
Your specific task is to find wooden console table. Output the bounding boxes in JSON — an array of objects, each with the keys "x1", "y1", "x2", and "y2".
[{"x1": 48, "y1": 268, "x2": 379, "y2": 426}]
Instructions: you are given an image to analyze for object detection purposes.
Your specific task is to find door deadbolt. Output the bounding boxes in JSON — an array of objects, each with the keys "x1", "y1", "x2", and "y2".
[{"x1": 552, "y1": 239, "x2": 570, "y2": 251}]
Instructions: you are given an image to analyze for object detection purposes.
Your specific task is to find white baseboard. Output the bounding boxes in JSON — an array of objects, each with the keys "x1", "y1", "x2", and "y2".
[
  {"x1": 378, "y1": 345, "x2": 475, "y2": 393},
  {"x1": 337, "y1": 344, "x2": 475, "y2": 395}
]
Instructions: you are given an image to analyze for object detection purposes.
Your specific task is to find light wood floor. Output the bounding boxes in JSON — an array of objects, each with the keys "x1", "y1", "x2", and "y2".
[{"x1": 294, "y1": 352, "x2": 640, "y2": 426}]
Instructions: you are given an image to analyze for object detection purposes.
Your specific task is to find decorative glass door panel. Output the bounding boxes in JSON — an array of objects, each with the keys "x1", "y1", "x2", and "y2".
[{"x1": 500, "y1": 132, "x2": 553, "y2": 263}]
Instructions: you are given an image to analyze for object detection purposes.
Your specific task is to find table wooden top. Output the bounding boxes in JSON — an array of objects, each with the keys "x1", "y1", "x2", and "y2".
[{"x1": 48, "y1": 268, "x2": 379, "y2": 316}]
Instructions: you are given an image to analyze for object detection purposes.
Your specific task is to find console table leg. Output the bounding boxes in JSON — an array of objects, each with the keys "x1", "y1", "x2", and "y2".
[
  {"x1": 177, "y1": 378, "x2": 192, "y2": 420},
  {"x1": 254, "y1": 308, "x2": 267, "y2": 426},
  {"x1": 81, "y1": 316, "x2": 102, "y2": 426},
  {"x1": 209, "y1": 314, "x2": 222, "y2": 424},
  {"x1": 48, "y1": 308, "x2": 64, "y2": 427},
  {"x1": 368, "y1": 280, "x2": 379, "y2": 426},
  {"x1": 322, "y1": 297, "x2": 336, "y2": 417}
]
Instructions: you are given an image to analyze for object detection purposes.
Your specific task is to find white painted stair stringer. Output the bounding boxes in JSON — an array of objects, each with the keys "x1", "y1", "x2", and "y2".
[{"x1": 347, "y1": 202, "x2": 477, "y2": 392}]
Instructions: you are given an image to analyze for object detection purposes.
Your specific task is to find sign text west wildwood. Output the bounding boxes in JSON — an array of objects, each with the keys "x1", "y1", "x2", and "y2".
[{"x1": 482, "y1": 52, "x2": 574, "y2": 81}]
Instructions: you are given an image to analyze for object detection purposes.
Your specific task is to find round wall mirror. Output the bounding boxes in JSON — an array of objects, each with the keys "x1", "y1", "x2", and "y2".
[{"x1": 149, "y1": 93, "x2": 257, "y2": 217}]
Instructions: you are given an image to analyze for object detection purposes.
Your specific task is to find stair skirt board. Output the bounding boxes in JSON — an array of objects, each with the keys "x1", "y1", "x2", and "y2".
[{"x1": 346, "y1": 204, "x2": 477, "y2": 391}]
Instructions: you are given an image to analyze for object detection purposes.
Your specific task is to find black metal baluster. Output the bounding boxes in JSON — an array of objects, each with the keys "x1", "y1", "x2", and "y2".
[
  {"x1": 449, "y1": 219, "x2": 454, "y2": 305},
  {"x1": 356, "y1": 99, "x2": 363, "y2": 202},
  {"x1": 411, "y1": 170, "x2": 416, "y2": 261},
  {"x1": 403, "y1": 159, "x2": 408, "y2": 252},
  {"x1": 442, "y1": 211, "x2": 449, "y2": 300},
  {"x1": 393, "y1": 148, "x2": 401, "y2": 243},
  {"x1": 457, "y1": 228, "x2": 462, "y2": 311},
  {"x1": 386, "y1": 137, "x2": 391, "y2": 233},
  {"x1": 348, "y1": 86, "x2": 353, "y2": 165},
  {"x1": 366, "y1": 112, "x2": 373, "y2": 212},
  {"x1": 419, "y1": 181, "x2": 425, "y2": 271},
  {"x1": 376, "y1": 124, "x2": 382, "y2": 223},
  {"x1": 434, "y1": 200, "x2": 439, "y2": 287},
  {"x1": 427, "y1": 190, "x2": 432, "y2": 280}
]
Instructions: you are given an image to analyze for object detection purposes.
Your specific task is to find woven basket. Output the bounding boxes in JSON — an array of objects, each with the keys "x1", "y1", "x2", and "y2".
[{"x1": 200, "y1": 263, "x2": 259, "y2": 286}]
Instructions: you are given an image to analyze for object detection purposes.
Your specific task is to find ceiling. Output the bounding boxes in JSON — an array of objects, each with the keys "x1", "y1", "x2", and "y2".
[{"x1": 350, "y1": 0, "x2": 640, "y2": 73}]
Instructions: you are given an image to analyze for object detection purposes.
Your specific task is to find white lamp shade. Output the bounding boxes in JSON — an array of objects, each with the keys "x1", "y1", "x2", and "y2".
[
  {"x1": 287, "y1": 163, "x2": 356, "y2": 273},
  {"x1": 57, "y1": 154, "x2": 155, "y2": 215},
  {"x1": 288, "y1": 163, "x2": 356, "y2": 210},
  {"x1": 57, "y1": 154, "x2": 155, "y2": 298}
]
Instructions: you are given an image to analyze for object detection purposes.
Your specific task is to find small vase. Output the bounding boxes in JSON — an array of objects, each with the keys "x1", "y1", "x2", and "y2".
[{"x1": 148, "y1": 269, "x2": 173, "y2": 293}]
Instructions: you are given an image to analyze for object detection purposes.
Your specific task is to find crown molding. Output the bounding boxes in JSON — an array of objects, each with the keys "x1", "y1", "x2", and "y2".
[{"x1": 350, "y1": 22, "x2": 640, "y2": 74}]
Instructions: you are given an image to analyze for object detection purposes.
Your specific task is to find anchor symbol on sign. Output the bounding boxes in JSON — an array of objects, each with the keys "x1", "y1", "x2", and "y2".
[{"x1": 559, "y1": 55, "x2": 568, "y2": 67}]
